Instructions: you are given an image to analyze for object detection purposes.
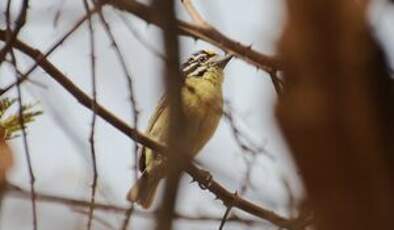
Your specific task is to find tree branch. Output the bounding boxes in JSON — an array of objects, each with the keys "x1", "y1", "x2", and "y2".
[
  {"x1": 82, "y1": 0, "x2": 99, "y2": 229},
  {"x1": 0, "y1": 31, "x2": 303, "y2": 229},
  {"x1": 6, "y1": 183, "x2": 265, "y2": 226},
  {"x1": 181, "y1": 0, "x2": 208, "y2": 26},
  {"x1": 0, "y1": 0, "x2": 28, "y2": 65},
  {"x1": 154, "y1": 0, "x2": 184, "y2": 229},
  {"x1": 5, "y1": 3, "x2": 37, "y2": 229},
  {"x1": 105, "y1": 0, "x2": 282, "y2": 73},
  {"x1": 0, "y1": 0, "x2": 107, "y2": 96}
]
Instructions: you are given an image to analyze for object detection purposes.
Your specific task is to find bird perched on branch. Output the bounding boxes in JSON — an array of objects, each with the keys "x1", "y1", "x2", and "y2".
[{"x1": 127, "y1": 50, "x2": 233, "y2": 208}]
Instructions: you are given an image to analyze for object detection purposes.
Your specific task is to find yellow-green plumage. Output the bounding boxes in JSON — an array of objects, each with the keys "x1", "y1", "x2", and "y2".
[{"x1": 127, "y1": 50, "x2": 231, "y2": 208}]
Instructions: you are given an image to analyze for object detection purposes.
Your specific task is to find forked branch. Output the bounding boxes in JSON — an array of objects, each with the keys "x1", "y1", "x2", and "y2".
[
  {"x1": 106, "y1": 0, "x2": 283, "y2": 72},
  {"x1": 0, "y1": 31, "x2": 306, "y2": 229}
]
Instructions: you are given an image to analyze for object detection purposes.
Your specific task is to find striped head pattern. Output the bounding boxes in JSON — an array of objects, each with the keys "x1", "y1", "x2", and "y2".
[
  {"x1": 181, "y1": 50, "x2": 233, "y2": 78},
  {"x1": 181, "y1": 50, "x2": 218, "y2": 77}
]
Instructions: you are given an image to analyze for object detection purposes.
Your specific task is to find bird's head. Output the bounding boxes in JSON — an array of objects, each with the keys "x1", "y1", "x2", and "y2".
[{"x1": 181, "y1": 50, "x2": 233, "y2": 78}]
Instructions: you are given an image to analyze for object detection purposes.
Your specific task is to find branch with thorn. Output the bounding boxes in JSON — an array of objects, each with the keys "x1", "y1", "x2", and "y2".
[
  {"x1": 6, "y1": 182, "x2": 268, "y2": 227},
  {"x1": 106, "y1": 0, "x2": 283, "y2": 76},
  {"x1": 0, "y1": 30, "x2": 309, "y2": 229}
]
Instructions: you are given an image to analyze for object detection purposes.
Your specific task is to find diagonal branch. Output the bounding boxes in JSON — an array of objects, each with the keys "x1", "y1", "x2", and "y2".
[
  {"x1": 179, "y1": 0, "x2": 283, "y2": 95},
  {"x1": 181, "y1": 0, "x2": 208, "y2": 26},
  {"x1": 0, "y1": 0, "x2": 107, "y2": 96},
  {"x1": 90, "y1": 2, "x2": 141, "y2": 229},
  {"x1": 0, "y1": 32, "x2": 304, "y2": 229},
  {"x1": 0, "y1": 0, "x2": 28, "y2": 65},
  {"x1": 105, "y1": 0, "x2": 282, "y2": 73}
]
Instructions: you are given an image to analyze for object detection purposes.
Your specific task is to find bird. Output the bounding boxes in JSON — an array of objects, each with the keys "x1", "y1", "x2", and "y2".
[{"x1": 127, "y1": 50, "x2": 233, "y2": 208}]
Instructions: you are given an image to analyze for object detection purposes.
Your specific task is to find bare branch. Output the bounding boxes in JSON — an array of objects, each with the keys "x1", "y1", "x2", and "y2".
[
  {"x1": 121, "y1": 205, "x2": 134, "y2": 230},
  {"x1": 105, "y1": 0, "x2": 282, "y2": 72},
  {"x1": 117, "y1": 13, "x2": 165, "y2": 60},
  {"x1": 6, "y1": 183, "x2": 265, "y2": 226},
  {"x1": 218, "y1": 201, "x2": 234, "y2": 230},
  {"x1": 5, "y1": 3, "x2": 37, "y2": 229},
  {"x1": 110, "y1": 0, "x2": 283, "y2": 94},
  {"x1": 0, "y1": 0, "x2": 28, "y2": 65},
  {"x1": 89, "y1": 1, "x2": 141, "y2": 228},
  {"x1": 11, "y1": 54, "x2": 38, "y2": 230},
  {"x1": 182, "y1": 0, "x2": 284, "y2": 95},
  {"x1": 0, "y1": 0, "x2": 108, "y2": 96},
  {"x1": 72, "y1": 208, "x2": 117, "y2": 230},
  {"x1": 0, "y1": 33, "x2": 304, "y2": 229},
  {"x1": 222, "y1": 101, "x2": 271, "y2": 194},
  {"x1": 181, "y1": 0, "x2": 208, "y2": 26},
  {"x1": 269, "y1": 70, "x2": 283, "y2": 95},
  {"x1": 82, "y1": 0, "x2": 99, "y2": 229}
]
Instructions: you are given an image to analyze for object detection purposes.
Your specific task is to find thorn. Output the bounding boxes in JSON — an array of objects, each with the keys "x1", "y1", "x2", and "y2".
[{"x1": 198, "y1": 182, "x2": 207, "y2": 190}]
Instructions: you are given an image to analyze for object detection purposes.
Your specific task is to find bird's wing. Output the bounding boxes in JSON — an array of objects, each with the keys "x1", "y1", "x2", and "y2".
[
  {"x1": 139, "y1": 60, "x2": 191, "y2": 172},
  {"x1": 139, "y1": 95, "x2": 168, "y2": 172}
]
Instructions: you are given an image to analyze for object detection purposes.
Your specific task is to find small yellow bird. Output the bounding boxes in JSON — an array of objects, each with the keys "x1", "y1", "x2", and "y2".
[{"x1": 127, "y1": 50, "x2": 232, "y2": 208}]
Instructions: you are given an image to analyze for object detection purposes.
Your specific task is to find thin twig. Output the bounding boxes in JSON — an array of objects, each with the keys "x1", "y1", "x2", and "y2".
[
  {"x1": 219, "y1": 192, "x2": 240, "y2": 230},
  {"x1": 181, "y1": 0, "x2": 283, "y2": 95},
  {"x1": 5, "y1": 4, "x2": 37, "y2": 229},
  {"x1": 91, "y1": 0, "x2": 140, "y2": 178},
  {"x1": 0, "y1": 0, "x2": 108, "y2": 96},
  {"x1": 223, "y1": 102, "x2": 271, "y2": 158},
  {"x1": 73, "y1": 208, "x2": 117, "y2": 229},
  {"x1": 223, "y1": 101, "x2": 271, "y2": 194},
  {"x1": 121, "y1": 205, "x2": 134, "y2": 230},
  {"x1": 269, "y1": 70, "x2": 282, "y2": 95},
  {"x1": 181, "y1": 0, "x2": 208, "y2": 26},
  {"x1": 117, "y1": 12, "x2": 165, "y2": 60},
  {"x1": 106, "y1": 0, "x2": 282, "y2": 72},
  {"x1": 90, "y1": 3, "x2": 140, "y2": 229},
  {"x1": 2, "y1": 60, "x2": 48, "y2": 90},
  {"x1": 53, "y1": 0, "x2": 68, "y2": 28},
  {"x1": 109, "y1": 0, "x2": 283, "y2": 94},
  {"x1": 6, "y1": 182, "x2": 265, "y2": 226},
  {"x1": 0, "y1": 0, "x2": 28, "y2": 65},
  {"x1": 82, "y1": 0, "x2": 99, "y2": 229},
  {"x1": 12, "y1": 49, "x2": 38, "y2": 230},
  {"x1": 218, "y1": 205, "x2": 233, "y2": 230},
  {"x1": 0, "y1": 33, "x2": 305, "y2": 229}
]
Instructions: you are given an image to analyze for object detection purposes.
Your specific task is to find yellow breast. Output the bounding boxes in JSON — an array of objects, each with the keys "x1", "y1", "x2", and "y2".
[{"x1": 182, "y1": 70, "x2": 224, "y2": 155}]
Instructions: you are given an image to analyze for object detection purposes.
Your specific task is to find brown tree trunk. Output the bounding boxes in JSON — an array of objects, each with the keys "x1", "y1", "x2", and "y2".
[{"x1": 277, "y1": 1, "x2": 394, "y2": 229}]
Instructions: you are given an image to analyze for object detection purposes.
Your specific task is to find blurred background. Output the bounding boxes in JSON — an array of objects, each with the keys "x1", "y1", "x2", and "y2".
[{"x1": 0, "y1": 0, "x2": 393, "y2": 229}]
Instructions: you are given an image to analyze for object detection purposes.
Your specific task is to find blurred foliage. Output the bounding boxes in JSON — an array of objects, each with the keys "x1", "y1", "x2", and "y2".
[
  {"x1": 0, "y1": 97, "x2": 41, "y2": 191},
  {"x1": 0, "y1": 97, "x2": 42, "y2": 140}
]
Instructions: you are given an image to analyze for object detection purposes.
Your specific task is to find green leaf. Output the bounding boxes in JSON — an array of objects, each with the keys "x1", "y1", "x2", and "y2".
[{"x1": 0, "y1": 97, "x2": 42, "y2": 140}]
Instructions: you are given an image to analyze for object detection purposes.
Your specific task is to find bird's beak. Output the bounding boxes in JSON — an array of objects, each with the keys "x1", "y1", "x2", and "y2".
[{"x1": 215, "y1": 54, "x2": 233, "y2": 68}]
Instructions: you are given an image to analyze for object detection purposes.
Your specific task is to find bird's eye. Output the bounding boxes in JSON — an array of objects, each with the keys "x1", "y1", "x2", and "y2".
[{"x1": 199, "y1": 56, "x2": 207, "y2": 62}]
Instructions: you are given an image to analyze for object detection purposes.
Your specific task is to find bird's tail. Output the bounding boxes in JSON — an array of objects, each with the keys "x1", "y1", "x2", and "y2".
[{"x1": 127, "y1": 171, "x2": 160, "y2": 209}]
